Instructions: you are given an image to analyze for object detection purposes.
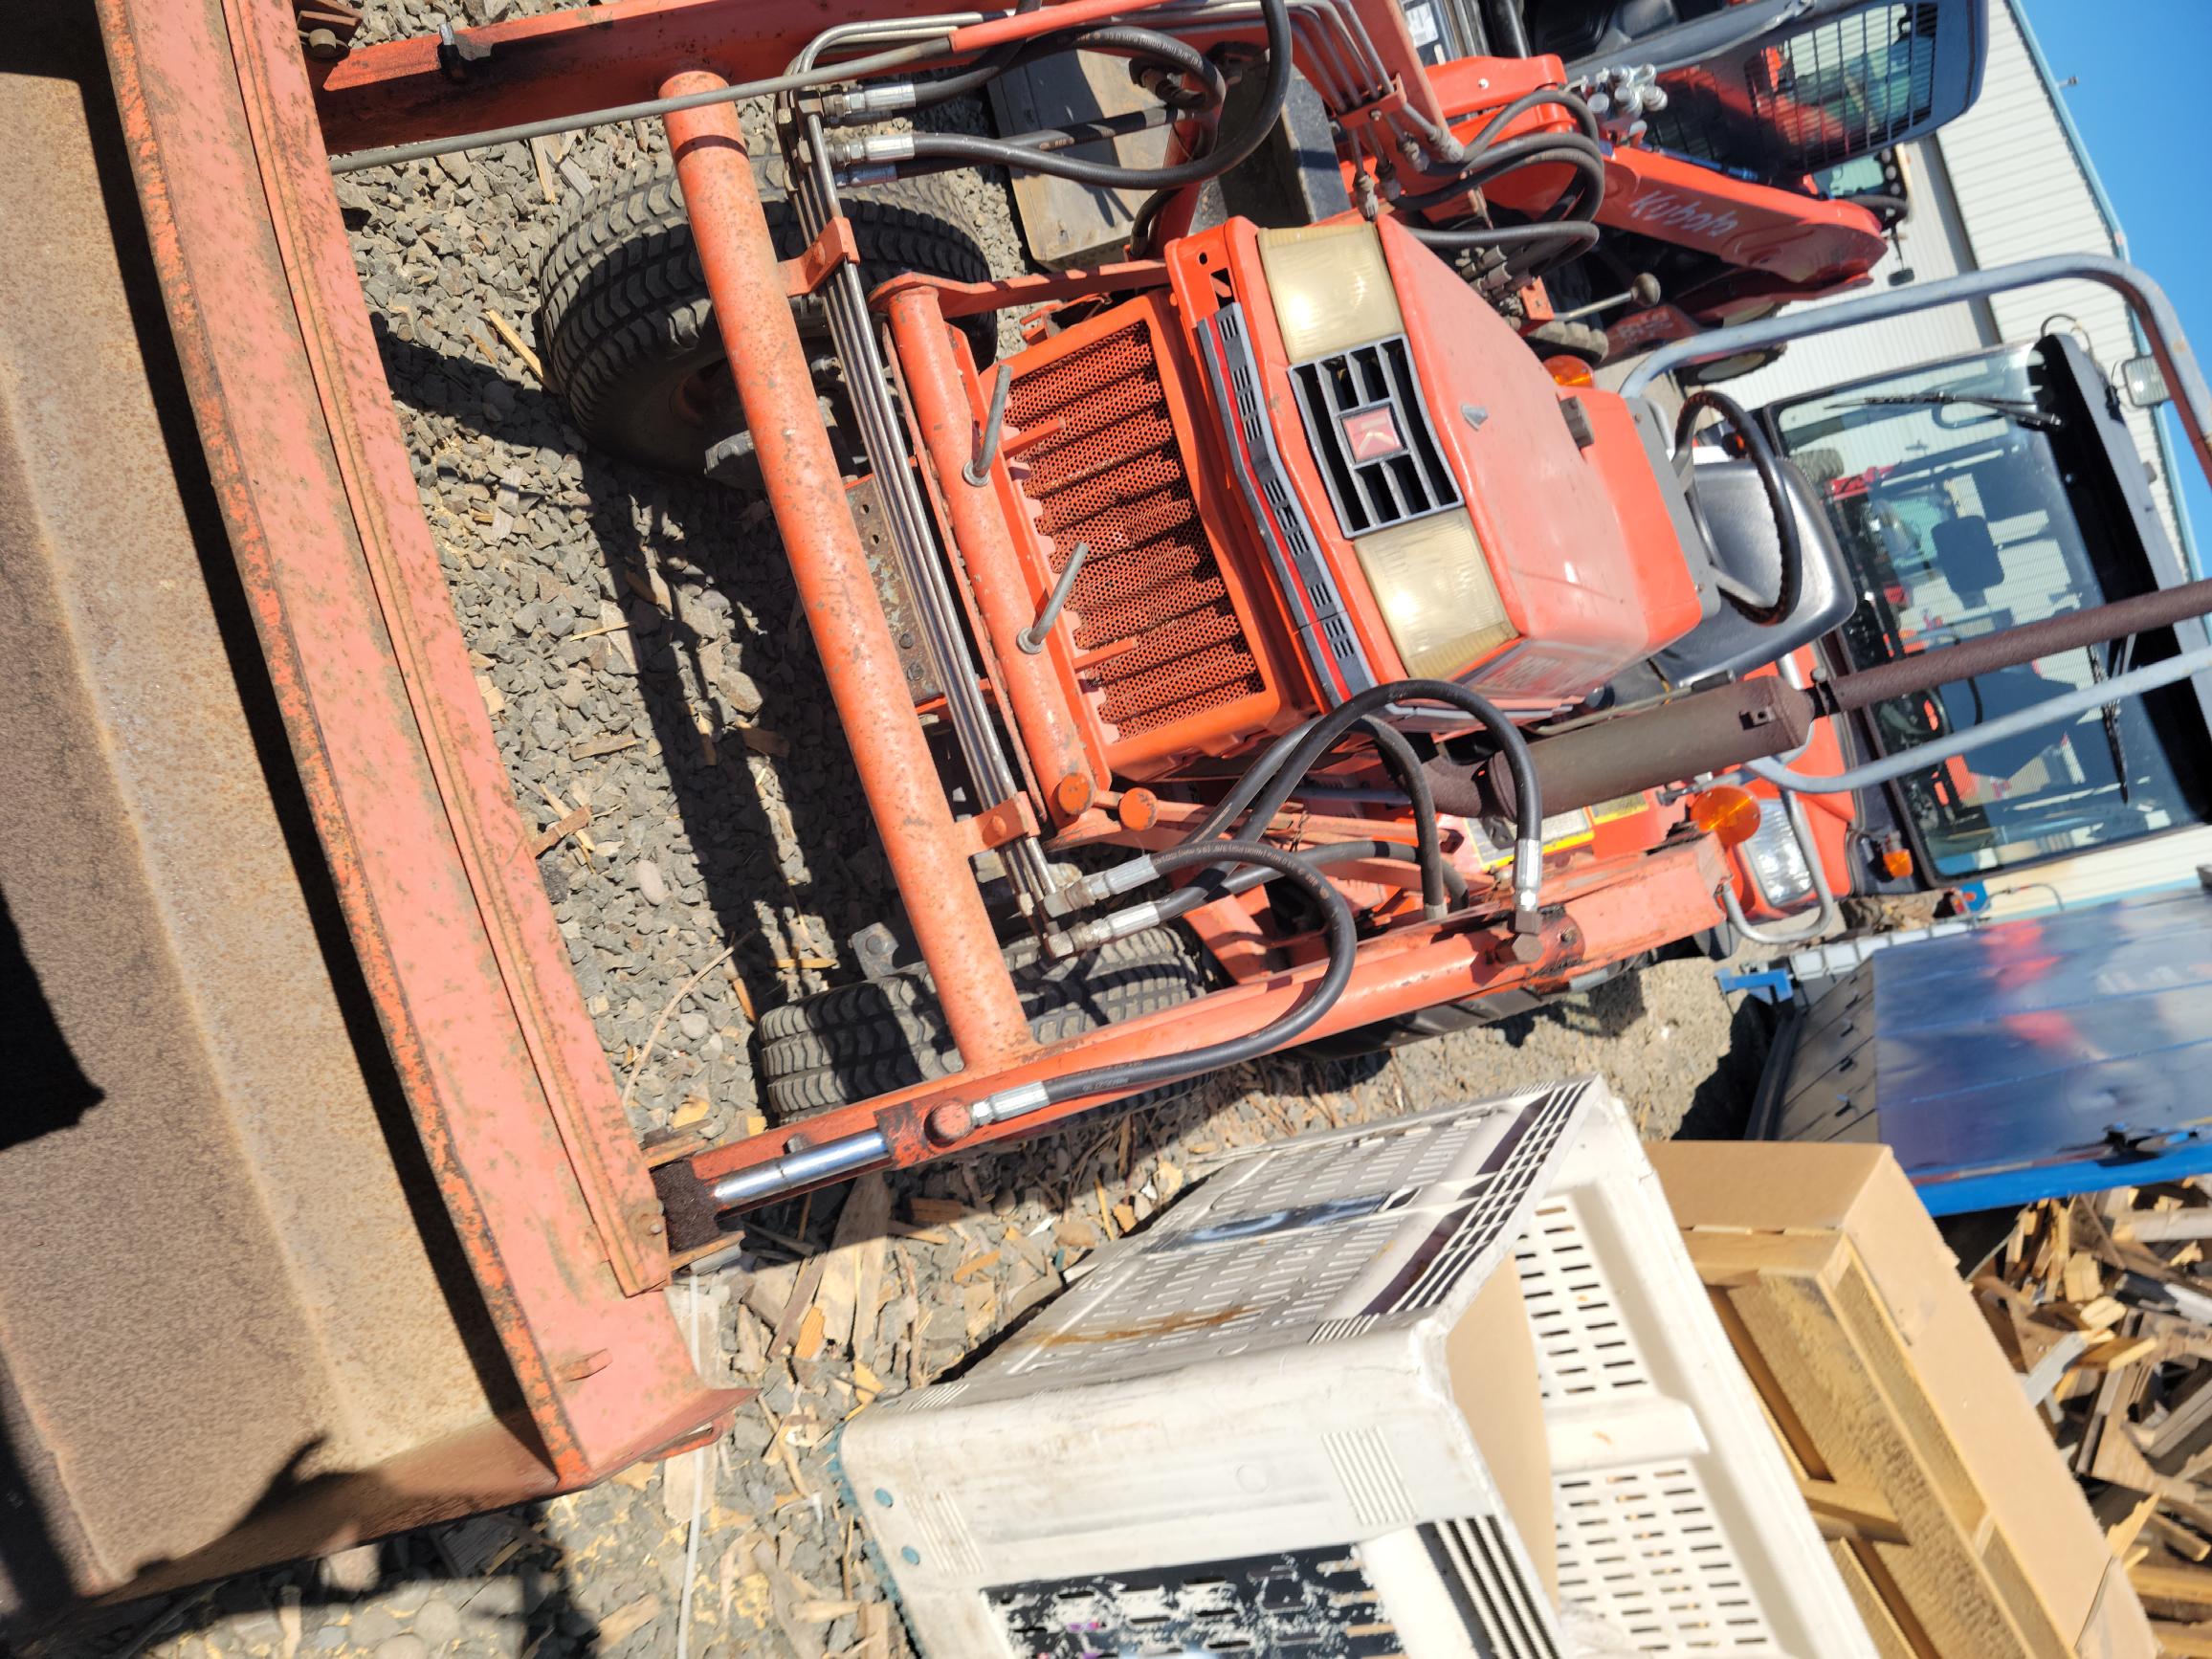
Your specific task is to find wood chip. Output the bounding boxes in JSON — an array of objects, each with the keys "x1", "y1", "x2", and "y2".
[
  {"x1": 815, "y1": 1174, "x2": 892, "y2": 1352},
  {"x1": 767, "y1": 1253, "x2": 828, "y2": 1358},
  {"x1": 570, "y1": 732, "x2": 640, "y2": 759},
  {"x1": 2086, "y1": 1334, "x2": 2158, "y2": 1370},
  {"x1": 951, "y1": 1250, "x2": 1002, "y2": 1283},
  {"x1": 910, "y1": 1198, "x2": 975, "y2": 1225},
  {"x1": 527, "y1": 802, "x2": 591, "y2": 857},
  {"x1": 596, "y1": 1593, "x2": 660, "y2": 1647},
  {"x1": 484, "y1": 309, "x2": 542, "y2": 383}
]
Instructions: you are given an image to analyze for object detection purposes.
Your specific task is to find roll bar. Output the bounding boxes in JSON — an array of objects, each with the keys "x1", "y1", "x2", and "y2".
[{"x1": 1622, "y1": 254, "x2": 2212, "y2": 498}]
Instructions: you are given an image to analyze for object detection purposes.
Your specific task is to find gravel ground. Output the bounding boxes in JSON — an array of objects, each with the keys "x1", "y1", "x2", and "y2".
[{"x1": 28, "y1": 8, "x2": 1771, "y2": 1652}]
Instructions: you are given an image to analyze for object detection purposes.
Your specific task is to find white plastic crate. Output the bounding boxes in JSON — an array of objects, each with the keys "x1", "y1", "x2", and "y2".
[{"x1": 838, "y1": 1079, "x2": 1872, "y2": 1659}]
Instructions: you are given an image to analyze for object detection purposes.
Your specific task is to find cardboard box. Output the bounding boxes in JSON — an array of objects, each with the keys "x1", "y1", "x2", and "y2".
[{"x1": 1648, "y1": 1139, "x2": 2157, "y2": 1659}]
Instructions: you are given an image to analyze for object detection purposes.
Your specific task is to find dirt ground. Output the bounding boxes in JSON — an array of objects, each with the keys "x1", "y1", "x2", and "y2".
[{"x1": 26, "y1": 6, "x2": 1777, "y2": 1651}]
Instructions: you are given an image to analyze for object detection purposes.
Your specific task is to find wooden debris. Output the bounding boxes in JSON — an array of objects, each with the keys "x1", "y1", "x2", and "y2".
[
  {"x1": 909, "y1": 1197, "x2": 975, "y2": 1225},
  {"x1": 483, "y1": 309, "x2": 542, "y2": 382},
  {"x1": 1964, "y1": 1182, "x2": 2212, "y2": 1644},
  {"x1": 815, "y1": 1174, "x2": 892, "y2": 1354},
  {"x1": 527, "y1": 802, "x2": 590, "y2": 857},
  {"x1": 570, "y1": 732, "x2": 640, "y2": 760},
  {"x1": 950, "y1": 1250, "x2": 1001, "y2": 1284},
  {"x1": 596, "y1": 1594, "x2": 661, "y2": 1647}
]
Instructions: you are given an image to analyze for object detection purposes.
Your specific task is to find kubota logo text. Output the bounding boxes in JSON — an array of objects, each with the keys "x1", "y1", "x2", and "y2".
[{"x1": 1626, "y1": 191, "x2": 1742, "y2": 240}]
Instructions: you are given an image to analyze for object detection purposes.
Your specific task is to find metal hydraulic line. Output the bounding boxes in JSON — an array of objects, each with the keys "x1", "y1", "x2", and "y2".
[
  {"x1": 660, "y1": 73, "x2": 1033, "y2": 1066},
  {"x1": 783, "y1": 71, "x2": 1059, "y2": 909}
]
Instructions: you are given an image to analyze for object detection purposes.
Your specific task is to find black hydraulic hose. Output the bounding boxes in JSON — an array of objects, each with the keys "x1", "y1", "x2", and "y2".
[
  {"x1": 1398, "y1": 133, "x2": 1607, "y2": 218},
  {"x1": 1162, "y1": 836, "x2": 1470, "y2": 919},
  {"x1": 1467, "y1": 85, "x2": 1602, "y2": 149},
  {"x1": 328, "y1": 36, "x2": 944, "y2": 173},
  {"x1": 988, "y1": 102, "x2": 1189, "y2": 156},
  {"x1": 1406, "y1": 219, "x2": 1600, "y2": 276},
  {"x1": 1355, "y1": 717, "x2": 1449, "y2": 918},
  {"x1": 1036, "y1": 25, "x2": 1227, "y2": 110},
  {"x1": 1020, "y1": 839, "x2": 1358, "y2": 1109},
  {"x1": 901, "y1": 38, "x2": 1029, "y2": 110},
  {"x1": 1211, "y1": 679, "x2": 1545, "y2": 931},
  {"x1": 896, "y1": 0, "x2": 1293, "y2": 190},
  {"x1": 1675, "y1": 387, "x2": 1803, "y2": 628}
]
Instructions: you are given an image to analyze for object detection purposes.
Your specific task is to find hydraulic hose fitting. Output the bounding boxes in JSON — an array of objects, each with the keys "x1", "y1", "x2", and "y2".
[
  {"x1": 820, "y1": 83, "x2": 919, "y2": 122},
  {"x1": 1512, "y1": 837, "x2": 1543, "y2": 936},
  {"x1": 828, "y1": 133, "x2": 916, "y2": 169}
]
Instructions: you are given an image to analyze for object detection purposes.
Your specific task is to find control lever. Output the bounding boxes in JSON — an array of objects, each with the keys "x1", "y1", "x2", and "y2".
[{"x1": 1018, "y1": 542, "x2": 1089, "y2": 654}]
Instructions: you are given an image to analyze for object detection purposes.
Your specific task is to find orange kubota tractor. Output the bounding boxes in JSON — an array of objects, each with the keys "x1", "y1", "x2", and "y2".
[
  {"x1": 6, "y1": 0, "x2": 2209, "y2": 1618},
  {"x1": 291, "y1": 0, "x2": 2212, "y2": 1241}
]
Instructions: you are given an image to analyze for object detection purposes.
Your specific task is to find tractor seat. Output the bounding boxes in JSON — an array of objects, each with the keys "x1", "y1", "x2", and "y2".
[{"x1": 1652, "y1": 453, "x2": 1855, "y2": 688}]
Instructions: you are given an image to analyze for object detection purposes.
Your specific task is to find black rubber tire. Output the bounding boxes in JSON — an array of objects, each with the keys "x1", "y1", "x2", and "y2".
[
  {"x1": 757, "y1": 927, "x2": 1206, "y2": 1121},
  {"x1": 1522, "y1": 319, "x2": 1611, "y2": 368},
  {"x1": 537, "y1": 156, "x2": 995, "y2": 475}
]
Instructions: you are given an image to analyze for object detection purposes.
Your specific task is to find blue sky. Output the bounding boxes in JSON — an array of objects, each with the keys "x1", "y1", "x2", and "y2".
[{"x1": 2022, "y1": 0, "x2": 2212, "y2": 569}]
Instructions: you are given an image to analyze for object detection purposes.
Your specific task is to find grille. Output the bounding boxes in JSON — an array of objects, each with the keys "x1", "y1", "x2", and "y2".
[
  {"x1": 1421, "y1": 1517, "x2": 1565, "y2": 1658},
  {"x1": 1006, "y1": 319, "x2": 1264, "y2": 741},
  {"x1": 1646, "y1": 2, "x2": 1942, "y2": 179},
  {"x1": 1289, "y1": 336, "x2": 1460, "y2": 538}
]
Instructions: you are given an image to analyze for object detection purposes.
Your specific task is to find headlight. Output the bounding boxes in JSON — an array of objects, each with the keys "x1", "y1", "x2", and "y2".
[
  {"x1": 1352, "y1": 512, "x2": 1515, "y2": 679},
  {"x1": 1256, "y1": 224, "x2": 1518, "y2": 683},
  {"x1": 1257, "y1": 223, "x2": 1403, "y2": 361},
  {"x1": 1742, "y1": 799, "x2": 1815, "y2": 908}
]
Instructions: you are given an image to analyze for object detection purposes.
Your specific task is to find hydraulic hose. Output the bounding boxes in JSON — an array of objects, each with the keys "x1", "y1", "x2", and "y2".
[
  {"x1": 1396, "y1": 133, "x2": 1606, "y2": 218},
  {"x1": 712, "y1": 835, "x2": 1363, "y2": 1207},
  {"x1": 1748, "y1": 644, "x2": 2212, "y2": 794},
  {"x1": 961, "y1": 837, "x2": 1359, "y2": 1129},
  {"x1": 1465, "y1": 85, "x2": 1602, "y2": 149},
  {"x1": 329, "y1": 36, "x2": 946, "y2": 173},
  {"x1": 1356, "y1": 717, "x2": 1450, "y2": 918},
  {"x1": 1230, "y1": 681, "x2": 1544, "y2": 930},
  {"x1": 894, "y1": 0, "x2": 1293, "y2": 189},
  {"x1": 1406, "y1": 219, "x2": 1600, "y2": 280},
  {"x1": 1069, "y1": 836, "x2": 1467, "y2": 956},
  {"x1": 896, "y1": 21, "x2": 1227, "y2": 118}
]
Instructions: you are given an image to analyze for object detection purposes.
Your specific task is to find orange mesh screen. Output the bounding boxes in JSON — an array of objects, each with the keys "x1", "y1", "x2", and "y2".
[{"x1": 1007, "y1": 321, "x2": 1263, "y2": 742}]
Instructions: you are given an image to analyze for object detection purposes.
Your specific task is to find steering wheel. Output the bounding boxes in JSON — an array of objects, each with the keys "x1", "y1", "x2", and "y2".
[{"x1": 1675, "y1": 387, "x2": 1803, "y2": 628}]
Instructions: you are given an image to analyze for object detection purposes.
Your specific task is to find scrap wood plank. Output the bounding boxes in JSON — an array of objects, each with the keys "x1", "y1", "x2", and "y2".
[
  {"x1": 1683, "y1": 1228, "x2": 2075, "y2": 1659},
  {"x1": 813, "y1": 1174, "x2": 892, "y2": 1352},
  {"x1": 1825, "y1": 1538, "x2": 1922, "y2": 1659},
  {"x1": 2131, "y1": 1558, "x2": 2212, "y2": 1609},
  {"x1": 2152, "y1": 1512, "x2": 2212, "y2": 1562},
  {"x1": 1798, "y1": 1476, "x2": 1909, "y2": 1545},
  {"x1": 2150, "y1": 1624, "x2": 2212, "y2": 1658}
]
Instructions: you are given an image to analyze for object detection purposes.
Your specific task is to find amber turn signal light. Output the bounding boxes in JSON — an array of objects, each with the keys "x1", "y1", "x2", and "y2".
[{"x1": 1688, "y1": 785, "x2": 1763, "y2": 849}]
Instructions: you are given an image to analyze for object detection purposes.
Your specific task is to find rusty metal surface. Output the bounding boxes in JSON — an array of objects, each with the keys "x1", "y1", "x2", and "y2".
[
  {"x1": 885, "y1": 286, "x2": 1102, "y2": 821},
  {"x1": 0, "y1": 5, "x2": 507, "y2": 1617},
  {"x1": 90, "y1": 0, "x2": 740, "y2": 1495},
  {"x1": 661, "y1": 74, "x2": 1035, "y2": 1071},
  {"x1": 309, "y1": 0, "x2": 975, "y2": 155},
  {"x1": 846, "y1": 476, "x2": 941, "y2": 704}
]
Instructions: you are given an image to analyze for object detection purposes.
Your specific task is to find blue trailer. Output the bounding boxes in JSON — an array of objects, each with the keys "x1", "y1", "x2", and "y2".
[{"x1": 1749, "y1": 878, "x2": 2212, "y2": 1214}]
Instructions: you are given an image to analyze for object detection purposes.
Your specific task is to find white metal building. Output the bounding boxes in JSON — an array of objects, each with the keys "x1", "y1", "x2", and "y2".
[
  {"x1": 1723, "y1": 0, "x2": 2209, "y2": 915},
  {"x1": 1727, "y1": 0, "x2": 2196, "y2": 565}
]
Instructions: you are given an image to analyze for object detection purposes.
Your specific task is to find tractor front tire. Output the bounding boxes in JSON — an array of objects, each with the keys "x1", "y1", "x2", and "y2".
[
  {"x1": 757, "y1": 927, "x2": 1206, "y2": 1121},
  {"x1": 537, "y1": 156, "x2": 995, "y2": 476}
]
